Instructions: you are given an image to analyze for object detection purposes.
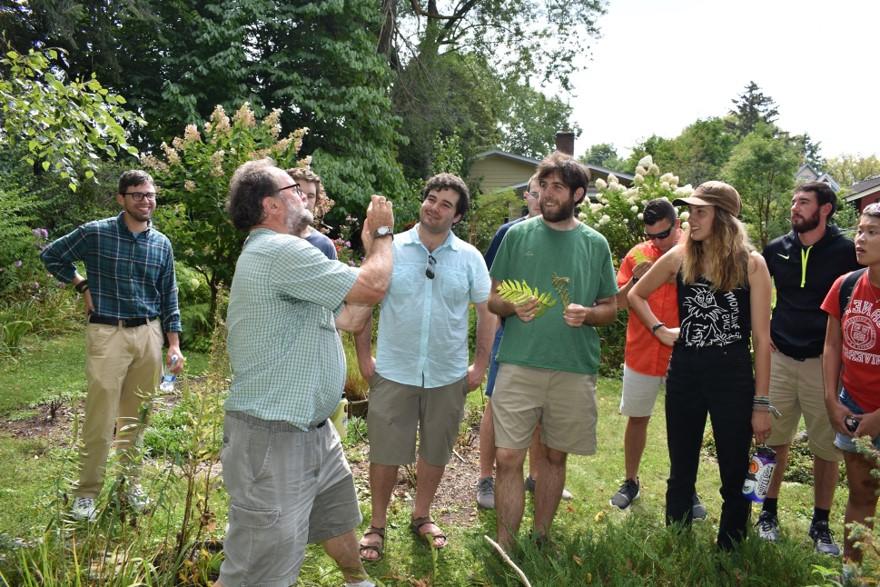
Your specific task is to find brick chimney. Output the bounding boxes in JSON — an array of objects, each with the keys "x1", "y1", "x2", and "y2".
[{"x1": 555, "y1": 130, "x2": 575, "y2": 156}]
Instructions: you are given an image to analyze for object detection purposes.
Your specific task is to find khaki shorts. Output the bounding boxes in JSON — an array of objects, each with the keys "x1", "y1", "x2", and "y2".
[
  {"x1": 492, "y1": 363, "x2": 598, "y2": 456},
  {"x1": 219, "y1": 412, "x2": 361, "y2": 587},
  {"x1": 766, "y1": 351, "x2": 842, "y2": 462},
  {"x1": 620, "y1": 365, "x2": 665, "y2": 418},
  {"x1": 367, "y1": 372, "x2": 468, "y2": 467}
]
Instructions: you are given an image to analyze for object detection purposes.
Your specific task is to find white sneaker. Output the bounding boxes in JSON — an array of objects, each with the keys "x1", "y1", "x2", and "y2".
[
  {"x1": 71, "y1": 496, "x2": 97, "y2": 521},
  {"x1": 125, "y1": 484, "x2": 150, "y2": 513}
]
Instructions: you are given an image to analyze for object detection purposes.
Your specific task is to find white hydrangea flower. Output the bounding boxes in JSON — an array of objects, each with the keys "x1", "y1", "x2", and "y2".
[
  {"x1": 599, "y1": 214, "x2": 611, "y2": 225},
  {"x1": 680, "y1": 211, "x2": 690, "y2": 220},
  {"x1": 635, "y1": 166, "x2": 648, "y2": 176},
  {"x1": 648, "y1": 164, "x2": 660, "y2": 176},
  {"x1": 607, "y1": 174, "x2": 619, "y2": 185},
  {"x1": 613, "y1": 182, "x2": 626, "y2": 192},
  {"x1": 630, "y1": 205, "x2": 638, "y2": 213},
  {"x1": 674, "y1": 184, "x2": 694, "y2": 197},
  {"x1": 637, "y1": 212, "x2": 644, "y2": 221},
  {"x1": 672, "y1": 175, "x2": 680, "y2": 186},
  {"x1": 590, "y1": 202, "x2": 603, "y2": 213},
  {"x1": 660, "y1": 173, "x2": 674, "y2": 183},
  {"x1": 634, "y1": 173, "x2": 645, "y2": 185},
  {"x1": 638, "y1": 154, "x2": 653, "y2": 168},
  {"x1": 681, "y1": 221, "x2": 690, "y2": 230},
  {"x1": 660, "y1": 181, "x2": 671, "y2": 191},
  {"x1": 595, "y1": 178, "x2": 608, "y2": 190}
]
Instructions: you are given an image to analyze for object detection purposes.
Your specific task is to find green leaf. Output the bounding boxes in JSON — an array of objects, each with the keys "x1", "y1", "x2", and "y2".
[{"x1": 41, "y1": 161, "x2": 50, "y2": 172}]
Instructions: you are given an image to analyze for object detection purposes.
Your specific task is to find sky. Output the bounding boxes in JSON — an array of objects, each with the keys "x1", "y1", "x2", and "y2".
[{"x1": 566, "y1": 0, "x2": 879, "y2": 161}]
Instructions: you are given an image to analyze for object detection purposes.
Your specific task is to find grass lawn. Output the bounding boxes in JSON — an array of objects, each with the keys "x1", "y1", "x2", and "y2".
[{"x1": 0, "y1": 334, "x2": 847, "y2": 585}]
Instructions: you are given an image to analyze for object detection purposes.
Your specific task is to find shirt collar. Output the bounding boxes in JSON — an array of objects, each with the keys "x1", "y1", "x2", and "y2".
[
  {"x1": 116, "y1": 212, "x2": 152, "y2": 236},
  {"x1": 403, "y1": 224, "x2": 461, "y2": 252}
]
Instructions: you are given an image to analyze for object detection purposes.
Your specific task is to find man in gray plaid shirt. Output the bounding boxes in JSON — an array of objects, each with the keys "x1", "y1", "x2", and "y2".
[{"x1": 217, "y1": 159, "x2": 393, "y2": 587}]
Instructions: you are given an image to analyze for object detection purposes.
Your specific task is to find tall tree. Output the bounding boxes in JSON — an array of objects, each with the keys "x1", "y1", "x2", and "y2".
[
  {"x1": 2, "y1": 0, "x2": 408, "y2": 220},
  {"x1": 580, "y1": 143, "x2": 625, "y2": 172},
  {"x1": 497, "y1": 78, "x2": 579, "y2": 160},
  {"x1": 722, "y1": 123, "x2": 800, "y2": 248},
  {"x1": 728, "y1": 81, "x2": 780, "y2": 138},
  {"x1": 825, "y1": 154, "x2": 880, "y2": 190},
  {"x1": 381, "y1": 0, "x2": 606, "y2": 91}
]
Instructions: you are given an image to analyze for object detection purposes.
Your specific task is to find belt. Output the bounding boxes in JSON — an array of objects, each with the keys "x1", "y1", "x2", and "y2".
[{"x1": 89, "y1": 315, "x2": 157, "y2": 328}]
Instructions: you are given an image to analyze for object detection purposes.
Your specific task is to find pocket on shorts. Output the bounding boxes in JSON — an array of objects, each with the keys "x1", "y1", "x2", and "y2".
[{"x1": 229, "y1": 503, "x2": 280, "y2": 529}]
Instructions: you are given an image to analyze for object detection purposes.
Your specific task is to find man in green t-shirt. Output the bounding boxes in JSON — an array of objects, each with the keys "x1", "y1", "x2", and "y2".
[{"x1": 488, "y1": 151, "x2": 618, "y2": 549}]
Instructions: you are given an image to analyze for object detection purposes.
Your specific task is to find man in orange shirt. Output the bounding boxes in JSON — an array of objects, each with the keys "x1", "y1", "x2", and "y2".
[{"x1": 609, "y1": 199, "x2": 704, "y2": 516}]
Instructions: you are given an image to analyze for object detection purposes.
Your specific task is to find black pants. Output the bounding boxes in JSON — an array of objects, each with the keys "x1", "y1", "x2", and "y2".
[{"x1": 665, "y1": 344, "x2": 753, "y2": 549}]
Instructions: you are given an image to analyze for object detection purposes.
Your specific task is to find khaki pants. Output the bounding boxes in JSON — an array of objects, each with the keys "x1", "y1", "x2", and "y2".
[{"x1": 77, "y1": 320, "x2": 163, "y2": 498}]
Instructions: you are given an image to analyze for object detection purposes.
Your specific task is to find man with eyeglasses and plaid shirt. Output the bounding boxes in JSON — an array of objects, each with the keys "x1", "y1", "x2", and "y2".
[
  {"x1": 354, "y1": 173, "x2": 495, "y2": 560},
  {"x1": 41, "y1": 169, "x2": 183, "y2": 522}
]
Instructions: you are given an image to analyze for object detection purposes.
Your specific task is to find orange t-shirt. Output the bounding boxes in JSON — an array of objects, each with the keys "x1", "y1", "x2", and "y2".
[{"x1": 617, "y1": 241, "x2": 679, "y2": 377}]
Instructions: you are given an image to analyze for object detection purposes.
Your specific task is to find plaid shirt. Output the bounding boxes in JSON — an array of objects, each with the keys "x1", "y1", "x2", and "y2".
[
  {"x1": 225, "y1": 229, "x2": 358, "y2": 429},
  {"x1": 41, "y1": 213, "x2": 182, "y2": 332}
]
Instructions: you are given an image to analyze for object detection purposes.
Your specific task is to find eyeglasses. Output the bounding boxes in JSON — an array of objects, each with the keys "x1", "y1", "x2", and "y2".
[
  {"x1": 275, "y1": 184, "x2": 303, "y2": 196},
  {"x1": 425, "y1": 254, "x2": 436, "y2": 279},
  {"x1": 124, "y1": 191, "x2": 157, "y2": 201},
  {"x1": 525, "y1": 191, "x2": 539, "y2": 199},
  {"x1": 644, "y1": 227, "x2": 673, "y2": 240}
]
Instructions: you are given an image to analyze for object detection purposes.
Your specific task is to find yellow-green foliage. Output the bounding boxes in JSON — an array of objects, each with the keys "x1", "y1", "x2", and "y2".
[
  {"x1": 551, "y1": 273, "x2": 571, "y2": 307},
  {"x1": 496, "y1": 279, "x2": 556, "y2": 317}
]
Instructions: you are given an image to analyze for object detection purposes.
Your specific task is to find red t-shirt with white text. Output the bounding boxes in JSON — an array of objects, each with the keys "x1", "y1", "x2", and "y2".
[{"x1": 821, "y1": 271, "x2": 880, "y2": 412}]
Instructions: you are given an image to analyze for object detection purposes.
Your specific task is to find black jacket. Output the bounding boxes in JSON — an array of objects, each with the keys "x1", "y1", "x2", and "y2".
[{"x1": 762, "y1": 225, "x2": 859, "y2": 359}]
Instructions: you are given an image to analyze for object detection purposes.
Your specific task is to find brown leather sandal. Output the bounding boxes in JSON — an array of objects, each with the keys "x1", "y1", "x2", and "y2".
[
  {"x1": 359, "y1": 526, "x2": 385, "y2": 562},
  {"x1": 410, "y1": 516, "x2": 447, "y2": 549}
]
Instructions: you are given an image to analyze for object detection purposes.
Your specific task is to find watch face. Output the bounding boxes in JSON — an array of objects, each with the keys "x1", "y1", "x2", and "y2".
[{"x1": 375, "y1": 226, "x2": 392, "y2": 237}]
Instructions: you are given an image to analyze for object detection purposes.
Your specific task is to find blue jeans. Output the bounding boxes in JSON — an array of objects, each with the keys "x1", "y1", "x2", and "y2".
[{"x1": 665, "y1": 343, "x2": 754, "y2": 549}]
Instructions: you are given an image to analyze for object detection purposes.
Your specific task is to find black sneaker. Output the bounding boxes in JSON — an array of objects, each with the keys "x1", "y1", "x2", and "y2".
[
  {"x1": 610, "y1": 478, "x2": 640, "y2": 510},
  {"x1": 524, "y1": 475, "x2": 573, "y2": 500},
  {"x1": 809, "y1": 520, "x2": 841, "y2": 557}
]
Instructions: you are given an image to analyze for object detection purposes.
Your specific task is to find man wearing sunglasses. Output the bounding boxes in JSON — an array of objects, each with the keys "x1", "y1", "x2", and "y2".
[
  {"x1": 609, "y1": 199, "x2": 696, "y2": 514},
  {"x1": 355, "y1": 173, "x2": 494, "y2": 560},
  {"x1": 41, "y1": 170, "x2": 184, "y2": 522}
]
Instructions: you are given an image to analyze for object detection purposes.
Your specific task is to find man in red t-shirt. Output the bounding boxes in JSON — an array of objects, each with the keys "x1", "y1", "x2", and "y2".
[
  {"x1": 609, "y1": 199, "x2": 703, "y2": 514},
  {"x1": 820, "y1": 202, "x2": 880, "y2": 563}
]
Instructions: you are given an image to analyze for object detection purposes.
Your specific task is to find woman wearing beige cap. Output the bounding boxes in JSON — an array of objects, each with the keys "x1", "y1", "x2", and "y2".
[{"x1": 628, "y1": 180, "x2": 772, "y2": 549}]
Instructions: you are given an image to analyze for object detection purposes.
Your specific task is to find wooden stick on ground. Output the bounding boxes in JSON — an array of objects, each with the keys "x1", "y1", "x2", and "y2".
[{"x1": 483, "y1": 534, "x2": 532, "y2": 587}]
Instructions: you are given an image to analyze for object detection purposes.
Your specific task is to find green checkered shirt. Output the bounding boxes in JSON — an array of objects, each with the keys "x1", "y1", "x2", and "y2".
[{"x1": 225, "y1": 229, "x2": 358, "y2": 429}]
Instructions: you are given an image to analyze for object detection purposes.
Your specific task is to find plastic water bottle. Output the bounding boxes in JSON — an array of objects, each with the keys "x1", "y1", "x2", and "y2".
[
  {"x1": 159, "y1": 355, "x2": 179, "y2": 392},
  {"x1": 742, "y1": 446, "x2": 776, "y2": 503},
  {"x1": 330, "y1": 394, "x2": 349, "y2": 439}
]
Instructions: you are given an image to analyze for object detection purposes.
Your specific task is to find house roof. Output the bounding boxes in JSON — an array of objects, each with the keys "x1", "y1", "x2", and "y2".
[
  {"x1": 473, "y1": 149, "x2": 635, "y2": 181},
  {"x1": 845, "y1": 175, "x2": 880, "y2": 202}
]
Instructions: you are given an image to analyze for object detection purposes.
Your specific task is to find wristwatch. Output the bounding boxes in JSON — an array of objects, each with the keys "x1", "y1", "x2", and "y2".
[
  {"x1": 651, "y1": 322, "x2": 666, "y2": 334},
  {"x1": 373, "y1": 226, "x2": 393, "y2": 239}
]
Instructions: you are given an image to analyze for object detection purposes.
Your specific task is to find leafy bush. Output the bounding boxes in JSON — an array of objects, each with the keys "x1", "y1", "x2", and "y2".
[
  {"x1": 579, "y1": 155, "x2": 692, "y2": 373},
  {"x1": 145, "y1": 103, "x2": 310, "y2": 330}
]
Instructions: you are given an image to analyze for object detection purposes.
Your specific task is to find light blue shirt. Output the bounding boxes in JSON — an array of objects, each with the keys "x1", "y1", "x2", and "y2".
[{"x1": 376, "y1": 225, "x2": 491, "y2": 388}]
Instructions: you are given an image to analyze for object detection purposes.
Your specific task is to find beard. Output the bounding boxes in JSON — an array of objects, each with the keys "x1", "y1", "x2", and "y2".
[
  {"x1": 285, "y1": 201, "x2": 314, "y2": 235},
  {"x1": 540, "y1": 197, "x2": 576, "y2": 223},
  {"x1": 791, "y1": 209, "x2": 820, "y2": 233}
]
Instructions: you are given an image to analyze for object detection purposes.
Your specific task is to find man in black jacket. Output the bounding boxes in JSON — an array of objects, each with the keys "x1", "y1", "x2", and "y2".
[{"x1": 757, "y1": 181, "x2": 859, "y2": 555}]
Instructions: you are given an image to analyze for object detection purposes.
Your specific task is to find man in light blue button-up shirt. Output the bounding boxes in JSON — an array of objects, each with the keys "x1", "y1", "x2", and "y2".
[{"x1": 355, "y1": 173, "x2": 495, "y2": 558}]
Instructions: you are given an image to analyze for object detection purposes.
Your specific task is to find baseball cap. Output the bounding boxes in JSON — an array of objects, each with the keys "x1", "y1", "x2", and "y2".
[{"x1": 672, "y1": 181, "x2": 741, "y2": 216}]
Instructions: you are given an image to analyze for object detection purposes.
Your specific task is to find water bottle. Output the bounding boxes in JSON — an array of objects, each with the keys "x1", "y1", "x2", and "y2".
[
  {"x1": 742, "y1": 446, "x2": 776, "y2": 503},
  {"x1": 330, "y1": 394, "x2": 349, "y2": 439},
  {"x1": 159, "y1": 355, "x2": 179, "y2": 392}
]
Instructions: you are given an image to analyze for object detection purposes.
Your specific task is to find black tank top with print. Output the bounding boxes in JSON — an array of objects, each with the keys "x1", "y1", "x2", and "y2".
[{"x1": 676, "y1": 274, "x2": 751, "y2": 349}]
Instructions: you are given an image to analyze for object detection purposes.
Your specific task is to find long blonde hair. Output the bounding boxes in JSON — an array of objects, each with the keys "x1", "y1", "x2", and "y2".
[{"x1": 681, "y1": 207, "x2": 752, "y2": 291}]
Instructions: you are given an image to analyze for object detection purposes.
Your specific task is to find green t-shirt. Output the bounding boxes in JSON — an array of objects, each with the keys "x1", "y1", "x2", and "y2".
[{"x1": 490, "y1": 217, "x2": 618, "y2": 374}]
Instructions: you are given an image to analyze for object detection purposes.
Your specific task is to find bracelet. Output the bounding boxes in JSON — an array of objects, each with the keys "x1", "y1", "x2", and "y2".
[
  {"x1": 650, "y1": 322, "x2": 665, "y2": 334},
  {"x1": 74, "y1": 280, "x2": 89, "y2": 293}
]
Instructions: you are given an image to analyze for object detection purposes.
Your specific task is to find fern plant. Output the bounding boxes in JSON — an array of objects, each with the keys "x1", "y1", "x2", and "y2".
[
  {"x1": 496, "y1": 279, "x2": 557, "y2": 318},
  {"x1": 551, "y1": 273, "x2": 571, "y2": 307}
]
